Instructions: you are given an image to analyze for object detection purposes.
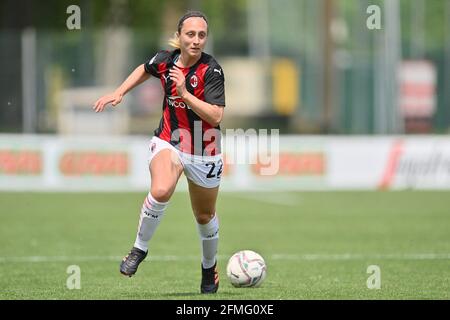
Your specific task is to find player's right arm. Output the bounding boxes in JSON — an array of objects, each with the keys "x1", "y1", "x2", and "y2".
[{"x1": 93, "y1": 64, "x2": 150, "y2": 113}]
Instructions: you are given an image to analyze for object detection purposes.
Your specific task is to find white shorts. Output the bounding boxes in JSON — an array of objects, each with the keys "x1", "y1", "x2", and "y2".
[{"x1": 147, "y1": 136, "x2": 223, "y2": 189}]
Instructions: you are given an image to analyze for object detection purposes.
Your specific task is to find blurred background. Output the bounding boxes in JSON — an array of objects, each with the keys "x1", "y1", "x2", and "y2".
[
  {"x1": 1, "y1": 0, "x2": 450, "y2": 191},
  {"x1": 1, "y1": 0, "x2": 450, "y2": 135}
]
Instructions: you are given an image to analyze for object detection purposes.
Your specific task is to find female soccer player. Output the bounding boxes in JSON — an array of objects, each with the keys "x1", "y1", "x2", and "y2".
[{"x1": 93, "y1": 11, "x2": 225, "y2": 294}]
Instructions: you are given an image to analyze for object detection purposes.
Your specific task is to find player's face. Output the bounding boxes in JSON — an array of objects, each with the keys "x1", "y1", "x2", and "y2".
[{"x1": 178, "y1": 17, "x2": 208, "y2": 58}]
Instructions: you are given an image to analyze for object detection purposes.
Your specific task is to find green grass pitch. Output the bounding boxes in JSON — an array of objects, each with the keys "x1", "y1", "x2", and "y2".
[{"x1": 0, "y1": 191, "x2": 449, "y2": 300}]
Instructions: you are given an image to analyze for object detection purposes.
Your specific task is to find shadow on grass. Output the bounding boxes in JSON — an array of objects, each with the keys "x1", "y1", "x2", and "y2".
[{"x1": 160, "y1": 291, "x2": 243, "y2": 298}]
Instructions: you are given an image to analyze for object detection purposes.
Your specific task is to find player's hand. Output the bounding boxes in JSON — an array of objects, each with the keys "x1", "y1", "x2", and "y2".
[
  {"x1": 93, "y1": 92, "x2": 123, "y2": 113},
  {"x1": 169, "y1": 66, "x2": 187, "y2": 98}
]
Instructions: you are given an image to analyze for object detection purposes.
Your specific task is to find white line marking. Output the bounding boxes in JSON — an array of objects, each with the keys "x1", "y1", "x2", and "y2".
[
  {"x1": 0, "y1": 253, "x2": 449, "y2": 263},
  {"x1": 271, "y1": 253, "x2": 450, "y2": 261},
  {"x1": 231, "y1": 193, "x2": 301, "y2": 206}
]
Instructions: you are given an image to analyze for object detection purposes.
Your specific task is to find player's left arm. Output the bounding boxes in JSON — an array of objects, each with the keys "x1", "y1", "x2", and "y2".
[{"x1": 169, "y1": 66, "x2": 225, "y2": 127}]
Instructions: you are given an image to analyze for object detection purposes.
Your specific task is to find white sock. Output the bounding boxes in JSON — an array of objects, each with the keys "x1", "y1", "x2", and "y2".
[
  {"x1": 133, "y1": 193, "x2": 168, "y2": 252},
  {"x1": 197, "y1": 214, "x2": 219, "y2": 269}
]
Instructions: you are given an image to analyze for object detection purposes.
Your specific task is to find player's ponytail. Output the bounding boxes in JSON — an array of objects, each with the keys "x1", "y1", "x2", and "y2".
[{"x1": 168, "y1": 32, "x2": 181, "y2": 49}]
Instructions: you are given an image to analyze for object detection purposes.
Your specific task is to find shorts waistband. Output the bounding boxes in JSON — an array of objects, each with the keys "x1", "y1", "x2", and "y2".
[{"x1": 178, "y1": 151, "x2": 222, "y2": 164}]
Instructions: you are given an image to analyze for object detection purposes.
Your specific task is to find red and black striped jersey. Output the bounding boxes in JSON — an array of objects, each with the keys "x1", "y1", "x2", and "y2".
[{"x1": 144, "y1": 49, "x2": 225, "y2": 156}]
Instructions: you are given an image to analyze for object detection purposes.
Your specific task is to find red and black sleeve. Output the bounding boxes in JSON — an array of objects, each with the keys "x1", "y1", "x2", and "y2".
[
  {"x1": 144, "y1": 50, "x2": 171, "y2": 78},
  {"x1": 204, "y1": 63, "x2": 226, "y2": 107}
]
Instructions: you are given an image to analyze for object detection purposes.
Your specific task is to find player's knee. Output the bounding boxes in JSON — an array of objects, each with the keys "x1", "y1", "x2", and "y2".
[
  {"x1": 196, "y1": 212, "x2": 215, "y2": 225},
  {"x1": 150, "y1": 186, "x2": 173, "y2": 203}
]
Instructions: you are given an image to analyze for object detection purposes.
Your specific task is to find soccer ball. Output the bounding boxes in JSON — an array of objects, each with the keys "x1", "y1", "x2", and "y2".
[{"x1": 226, "y1": 250, "x2": 267, "y2": 288}]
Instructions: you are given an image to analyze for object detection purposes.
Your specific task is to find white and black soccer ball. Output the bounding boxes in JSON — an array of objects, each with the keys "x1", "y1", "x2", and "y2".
[{"x1": 226, "y1": 250, "x2": 267, "y2": 288}]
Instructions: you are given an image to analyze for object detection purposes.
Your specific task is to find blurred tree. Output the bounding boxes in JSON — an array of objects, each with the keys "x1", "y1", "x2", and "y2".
[
  {"x1": 201, "y1": 0, "x2": 248, "y2": 55},
  {"x1": 337, "y1": 0, "x2": 448, "y2": 54},
  {"x1": 400, "y1": 0, "x2": 447, "y2": 54},
  {"x1": 0, "y1": 0, "x2": 164, "y2": 30}
]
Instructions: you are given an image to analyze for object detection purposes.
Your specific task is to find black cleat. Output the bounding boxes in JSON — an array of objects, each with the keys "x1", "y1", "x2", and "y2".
[
  {"x1": 201, "y1": 262, "x2": 219, "y2": 294},
  {"x1": 120, "y1": 247, "x2": 147, "y2": 277}
]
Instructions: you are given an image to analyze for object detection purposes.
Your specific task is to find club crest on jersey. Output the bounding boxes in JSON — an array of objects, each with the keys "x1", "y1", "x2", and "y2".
[
  {"x1": 151, "y1": 143, "x2": 156, "y2": 153},
  {"x1": 190, "y1": 74, "x2": 198, "y2": 88}
]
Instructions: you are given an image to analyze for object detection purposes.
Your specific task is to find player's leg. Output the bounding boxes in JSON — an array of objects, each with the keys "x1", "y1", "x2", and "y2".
[
  {"x1": 134, "y1": 148, "x2": 183, "y2": 250},
  {"x1": 121, "y1": 147, "x2": 183, "y2": 277},
  {"x1": 187, "y1": 179, "x2": 220, "y2": 293}
]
